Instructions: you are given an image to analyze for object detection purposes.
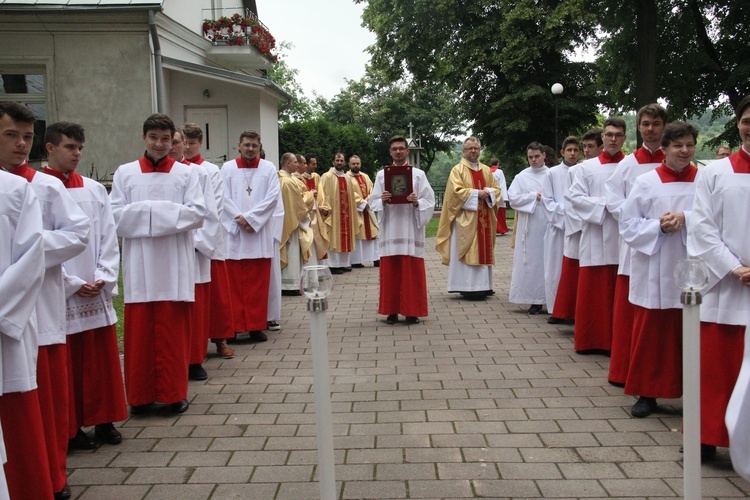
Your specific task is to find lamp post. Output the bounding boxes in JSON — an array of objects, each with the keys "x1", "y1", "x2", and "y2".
[
  {"x1": 674, "y1": 258, "x2": 709, "y2": 500},
  {"x1": 551, "y1": 83, "x2": 564, "y2": 154},
  {"x1": 300, "y1": 265, "x2": 336, "y2": 499}
]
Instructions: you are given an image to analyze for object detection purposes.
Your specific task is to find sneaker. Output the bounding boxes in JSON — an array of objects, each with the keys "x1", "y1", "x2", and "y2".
[
  {"x1": 405, "y1": 316, "x2": 420, "y2": 324},
  {"x1": 267, "y1": 321, "x2": 281, "y2": 331},
  {"x1": 215, "y1": 340, "x2": 234, "y2": 359},
  {"x1": 631, "y1": 396, "x2": 657, "y2": 418},
  {"x1": 188, "y1": 364, "x2": 208, "y2": 381},
  {"x1": 249, "y1": 330, "x2": 268, "y2": 342}
]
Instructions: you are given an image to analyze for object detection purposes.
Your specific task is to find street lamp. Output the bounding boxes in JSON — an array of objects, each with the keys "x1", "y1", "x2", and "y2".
[
  {"x1": 551, "y1": 83, "x2": 564, "y2": 154},
  {"x1": 300, "y1": 265, "x2": 336, "y2": 499},
  {"x1": 674, "y1": 258, "x2": 709, "y2": 500}
]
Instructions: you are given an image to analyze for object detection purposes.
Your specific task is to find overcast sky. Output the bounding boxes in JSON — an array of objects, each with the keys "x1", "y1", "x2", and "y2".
[{"x1": 261, "y1": 0, "x2": 375, "y2": 100}]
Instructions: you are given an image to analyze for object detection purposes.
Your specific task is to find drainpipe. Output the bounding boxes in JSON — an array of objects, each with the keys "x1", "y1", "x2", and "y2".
[{"x1": 149, "y1": 10, "x2": 166, "y2": 113}]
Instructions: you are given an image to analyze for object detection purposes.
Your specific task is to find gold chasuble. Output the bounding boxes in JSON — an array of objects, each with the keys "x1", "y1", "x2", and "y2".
[
  {"x1": 348, "y1": 172, "x2": 379, "y2": 240},
  {"x1": 436, "y1": 158, "x2": 500, "y2": 266},
  {"x1": 279, "y1": 171, "x2": 314, "y2": 268},
  {"x1": 319, "y1": 168, "x2": 360, "y2": 253}
]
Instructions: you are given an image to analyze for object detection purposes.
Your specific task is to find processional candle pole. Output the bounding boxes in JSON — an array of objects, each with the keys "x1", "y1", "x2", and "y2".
[
  {"x1": 675, "y1": 258, "x2": 709, "y2": 500},
  {"x1": 300, "y1": 265, "x2": 336, "y2": 499}
]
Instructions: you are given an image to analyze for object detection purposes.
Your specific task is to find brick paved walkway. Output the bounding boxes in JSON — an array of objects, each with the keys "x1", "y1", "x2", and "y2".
[{"x1": 68, "y1": 236, "x2": 750, "y2": 499}]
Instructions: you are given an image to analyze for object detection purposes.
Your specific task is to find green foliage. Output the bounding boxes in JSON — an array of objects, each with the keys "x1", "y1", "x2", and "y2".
[
  {"x1": 358, "y1": 0, "x2": 602, "y2": 158},
  {"x1": 278, "y1": 119, "x2": 378, "y2": 177},
  {"x1": 266, "y1": 41, "x2": 320, "y2": 123}
]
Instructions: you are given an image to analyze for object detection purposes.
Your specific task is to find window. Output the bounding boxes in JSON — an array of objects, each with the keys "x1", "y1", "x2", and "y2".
[{"x1": 0, "y1": 72, "x2": 47, "y2": 161}]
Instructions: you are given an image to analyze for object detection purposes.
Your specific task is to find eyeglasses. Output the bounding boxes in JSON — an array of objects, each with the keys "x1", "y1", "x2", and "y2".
[{"x1": 602, "y1": 133, "x2": 626, "y2": 140}]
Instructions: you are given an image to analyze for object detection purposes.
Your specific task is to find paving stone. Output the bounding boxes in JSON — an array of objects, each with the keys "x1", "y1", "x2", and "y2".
[
  {"x1": 342, "y1": 480, "x2": 407, "y2": 499},
  {"x1": 76, "y1": 485, "x2": 151, "y2": 499},
  {"x1": 143, "y1": 484, "x2": 216, "y2": 499},
  {"x1": 125, "y1": 467, "x2": 193, "y2": 484},
  {"x1": 407, "y1": 479, "x2": 474, "y2": 498}
]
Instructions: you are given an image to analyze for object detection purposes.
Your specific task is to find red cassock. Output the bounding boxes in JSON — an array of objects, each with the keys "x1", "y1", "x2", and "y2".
[
  {"x1": 574, "y1": 265, "x2": 618, "y2": 352},
  {"x1": 124, "y1": 301, "x2": 192, "y2": 406},
  {"x1": 608, "y1": 275, "x2": 635, "y2": 384},
  {"x1": 552, "y1": 256, "x2": 578, "y2": 320},
  {"x1": 0, "y1": 390, "x2": 54, "y2": 499},
  {"x1": 36, "y1": 344, "x2": 69, "y2": 492},
  {"x1": 208, "y1": 260, "x2": 234, "y2": 339},
  {"x1": 624, "y1": 306, "x2": 682, "y2": 398},
  {"x1": 225, "y1": 258, "x2": 271, "y2": 332},
  {"x1": 496, "y1": 207, "x2": 509, "y2": 234},
  {"x1": 67, "y1": 325, "x2": 128, "y2": 433},
  {"x1": 189, "y1": 282, "x2": 211, "y2": 364},
  {"x1": 378, "y1": 255, "x2": 428, "y2": 317},
  {"x1": 700, "y1": 322, "x2": 744, "y2": 447}
]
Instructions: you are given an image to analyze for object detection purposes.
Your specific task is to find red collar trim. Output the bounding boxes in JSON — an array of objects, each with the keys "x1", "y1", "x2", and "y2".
[
  {"x1": 10, "y1": 162, "x2": 35, "y2": 182},
  {"x1": 187, "y1": 154, "x2": 204, "y2": 165},
  {"x1": 729, "y1": 148, "x2": 750, "y2": 174},
  {"x1": 655, "y1": 163, "x2": 698, "y2": 183},
  {"x1": 634, "y1": 146, "x2": 665, "y2": 164},
  {"x1": 139, "y1": 154, "x2": 175, "y2": 173},
  {"x1": 237, "y1": 156, "x2": 260, "y2": 169},
  {"x1": 598, "y1": 151, "x2": 625, "y2": 164},
  {"x1": 43, "y1": 166, "x2": 84, "y2": 188}
]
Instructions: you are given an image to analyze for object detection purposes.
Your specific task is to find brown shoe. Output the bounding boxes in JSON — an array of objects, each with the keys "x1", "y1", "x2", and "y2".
[{"x1": 215, "y1": 340, "x2": 234, "y2": 359}]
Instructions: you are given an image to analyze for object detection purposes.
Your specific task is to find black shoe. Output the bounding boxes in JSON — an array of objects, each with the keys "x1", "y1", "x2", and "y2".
[
  {"x1": 701, "y1": 443, "x2": 717, "y2": 462},
  {"x1": 405, "y1": 316, "x2": 420, "y2": 324},
  {"x1": 267, "y1": 321, "x2": 281, "y2": 331},
  {"x1": 68, "y1": 428, "x2": 96, "y2": 450},
  {"x1": 343, "y1": 266, "x2": 352, "y2": 272},
  {"x1": 95, "y1": 423, "x2": 122, "y2": 445},
  {"x1": 188, "y1": 363, "x2": 208, "y2": 381},
  {"x1": 547, "y1": 316, "x2": 564, "y2": 324},
  {"x1": 373, "y1": 260, "x2": 380, "y2": 267},
  {"x1": 386, "y1": 314, "x2": 398, "y2": 325},
  {"x1": 631, "y1": 396, "x2": 657, "y2": 418},
  {"x1": 460, "y1": 291, "x2": 488, "y2": 300},
  {"x1": 330, "y1": 267, "x2": 344, "y2": 275},
  {"x1": 351, "y1": 263, "x2": 365, "y2": 268},
  {"x1": 54, "y1": 483, "x2": 71, "y2": 500},
  {"x1": 172, "y1": 399, "x2": 189, "y2": 414},
  {"x1": 130, "y1": 403, "x2": 152, "y2": 415},
  {"x1": 528, "y1": 304, "x2": 543, "y2": 315},
  {"x1": 249, "y1": 330, "x2": 268, "y2": 342}
]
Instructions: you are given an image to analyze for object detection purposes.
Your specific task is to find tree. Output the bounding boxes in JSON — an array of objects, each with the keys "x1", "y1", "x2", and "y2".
[
  {"x1": 319, "y1": 70, "x2": 465, "y2": 174},
  {"x1": 266, "y1": 41, "x2": 319, "y2": 123},
  {"x1": 357, "y1": 0, "x2": 602, "y2": 158}
]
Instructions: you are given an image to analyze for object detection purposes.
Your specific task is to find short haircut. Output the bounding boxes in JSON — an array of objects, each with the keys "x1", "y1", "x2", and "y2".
[
  {"x1": 349, "y1": 155, "x2": 361, "y2": 162},
  {"x1": 45, "y1": 121, "x2": 85, "y2": 145},
  {"x1": 239, "y1": 129, "x2": 261, "y2": 142},
  {"x1": 334, "y1": 152, "x2": 345, "y2": 160},
  {"x1": 182, "y1": 123, "x2": 203, "y2": 141},
  {"x1": 489, "y1": 158, "x2": 500, "y2": 166},
  {"x1": 0, "y1": 102, "x2": 35, "y2": 124},
  {"x1": 660, "y1": 121, "x2": 698, "y2": 148},
  {"x1": 143, "y1": 113, "x2": 175, "y2": 136},
  {"x1": 527, "y1": 141, "x2": 545, "y2": 152},
  {"x1": 280, "y1": 152, "x2": 296, "y2": 166},
  {"x1": 295, "y1": 154, "x2": 305, "y2": 163},
  {"x1": 637, "y1": 103, "x2": 668, "y2": 125},
  {"x1": 173, "y1": 127, "x2": 184, "y2": 140},
  {"x1": 582, "y1": 128, "x2": 603, "y2": 147},
  {"x1": 305, "y1": 153, "x2": 316, "y2": 163},
  {"x1": 717, "y1": 145, "x2": 731, "y2": 154},
  {"x1": 389, "y1": 135, "x2": 408, "y2": 148},
  {"x1": 736, "y1": 94, "x2": 750, "y2": 120},
  {"x1": 603, "y1": 117, "x2": 627, "y2": 132},
  {"x1": 561, "y1": 136, "x2": 580, "y2": 150},
  {"x1": 463, "y1": 136, "x2": 480, "y2": 147}
]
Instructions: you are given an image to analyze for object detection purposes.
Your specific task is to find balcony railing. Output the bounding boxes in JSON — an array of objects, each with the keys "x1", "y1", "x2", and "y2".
[{"x1": 201, "y1": 8, "x2": 277, "y2": 62}]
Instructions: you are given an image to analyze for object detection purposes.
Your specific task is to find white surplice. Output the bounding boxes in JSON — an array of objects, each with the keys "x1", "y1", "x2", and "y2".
[
  {"x1": 687, "y1": 155, "x2": 750, "y2": 326},
  {"x1": 190, "y1": 162, "x2": 220, "y2": 286},
  {"x1": 221, "y1": 158, "x2": 280, "y2": 260},
  {"x1": 508, "y1": 165, "x2": 549, "y2": 305},
  {"x1": 25, "y1": 172, "x2": 90, "y2": 346},
  {"x1": 369, "y1": 168, "x2": 435, "y2": 257},
  {"x1": 619, "y1": 169, "x2": 695, "y2": 309},
  {"x1": 61, "y1": 177, "x2": 120, "y2": 333},
  {"x1": 110, "y1": 160, "x2": 206, "y2": 303},
  {"x1": 493, "y1": 167, "x2": 509, "y2": 204},
  {"x1": 0, "y1": 171, "x2": 45, "y2": 394},
  {"x1": 563, "y1": 164, "x2": 583, "y2": 260},
  {"x1": 541, "y1": 162, "x2": 572, "y2": 312},
  {"x1": 605, "y1": 148, "x2": 663, "y2": 276},
  {"x1": 569, "y1": 157, "x2": 620, "y2": 267},
  {"x1": 268, "y1": 187, "x2": 284, "y2": 321}
]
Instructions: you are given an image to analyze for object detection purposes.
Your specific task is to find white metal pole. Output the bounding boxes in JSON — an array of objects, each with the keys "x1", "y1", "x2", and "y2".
[
  {"x1": 309, "y1": 304, "x2": 336, "y2": 499},
  {"x1": 683, "y1": 293, "x2": 702, "y2": 500}
]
